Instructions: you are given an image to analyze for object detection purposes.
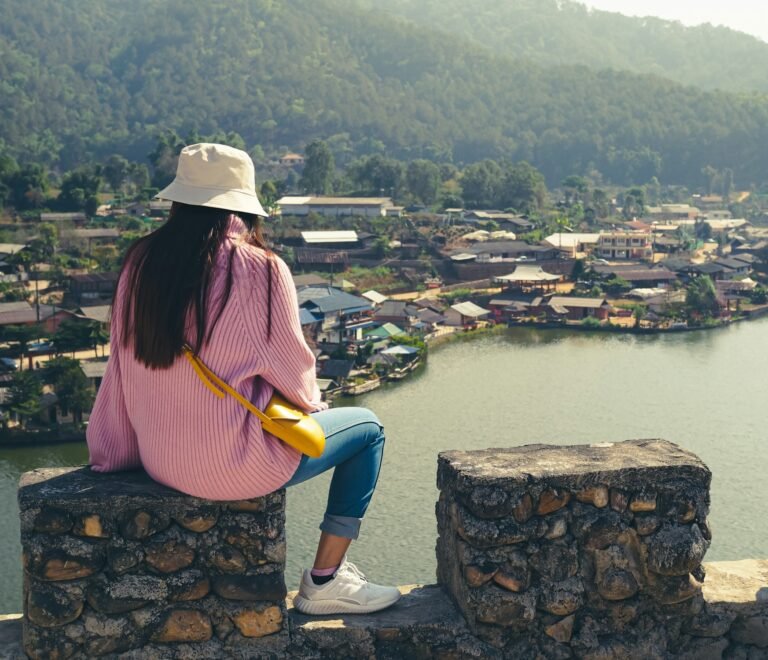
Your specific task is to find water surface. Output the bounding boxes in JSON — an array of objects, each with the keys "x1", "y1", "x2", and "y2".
[{"x1": 2, "y1": 321, "x2": 767, "y2": 613}]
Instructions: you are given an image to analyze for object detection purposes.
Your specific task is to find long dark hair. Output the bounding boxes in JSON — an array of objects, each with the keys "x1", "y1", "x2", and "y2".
[{"x1": 118, "y1": 202, "x2": 272, "y2": 369}]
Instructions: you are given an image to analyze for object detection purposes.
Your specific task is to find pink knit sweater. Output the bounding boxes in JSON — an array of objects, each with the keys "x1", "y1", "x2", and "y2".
[{"x1": 87, "y1": 216, "x2": 327, "y2": 499}]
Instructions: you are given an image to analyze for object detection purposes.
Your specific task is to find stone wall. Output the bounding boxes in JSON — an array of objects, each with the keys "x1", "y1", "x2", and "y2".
[
  {"x1": 11, "y1": 440, "x2": 768, "y2": 659},
  {"x1": 436, "y1": 439, "x2": 767, "y2": 658},
  {"x1": 18, "y1": 467, "x2": 288, "y2": 658}
]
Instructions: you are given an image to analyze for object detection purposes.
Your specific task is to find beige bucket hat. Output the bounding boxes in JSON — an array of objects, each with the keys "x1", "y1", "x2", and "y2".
[{"x1": 156, "y1": 143, "x2": 268, "y2": 217}]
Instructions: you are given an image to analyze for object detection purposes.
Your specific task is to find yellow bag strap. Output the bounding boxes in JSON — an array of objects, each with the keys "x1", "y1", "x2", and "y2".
[{"x1": 181, "y1": 344, "x2": 274, "y2": 429}]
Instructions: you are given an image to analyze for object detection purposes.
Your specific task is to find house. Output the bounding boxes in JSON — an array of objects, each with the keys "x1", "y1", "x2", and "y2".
[
  {"x1": 545, "y1": 296, "x2": 611, "y2": 321},
  {"x1": 462, "y1": 211, "x2": 533, "y2": 231},
  {"x1": 293, "y1": 273, "x2": 329, "y2": 289},
  {"x1": 279, "y1": 153, "x2": 305, "y2": 168},
  {"x1": 592, "y1": 265, "x2": 677, "y2": 288},
  {"x1": 364, "y1": 323, "x2": 405, "y2": 341},
  {"x1": 494, "y1": 265, "x2": 561, "y2": 293},
  {"x1": 39, "y1": 212, "x2": 87, "y2": 224},
  {"x1": 415, "y1": 307, "x2": 446, "y2": 332},
  {"x1": 0, "y1": 301, "x2": 38, "y2": 326},
  {"x1": 70, "y1": 272, "x2": 119, "y2": 304},
  {"x1": 298, "y1": 286, "x2": 374, "y2": 344},
  {"x1": 148, "y1": 200, "x2": 173, "y2": 217},
  {"x1": 361, "y1": 290, "x2": 388, "y2": 306},
  {"x1": 80, "y1": 360, "x2": 108, "y2": 390},
  {"x1": 451, "y1": 241, "x2": 558, "y2": 264},
  {"x1": 77, "y1": 305, "x2": 111, "y2": 326},
  {"x1": 301, "y1": 231, "x2": 360, "y2": 249},
  {"x1": 598, "y1": 232, "x2": 653, "y2": 261},
  {"x1": 319, "y1": 359, "x2": 354, "y2": 383},
  {"x1": 277, "y1": 196, "x2": 396, "y2": 218},
  {"x1": 444, "y1": 302, "x2": 491, "y2": 328},
  {"x1": 373, "y1": 301, "x2": 420, "y2": 330},
  {"x1": 645, "y1": 204, "x2": 700, "y2": 221},
  {"x1": 544, "y1": 233, "x2": 600, "y2": 258},
  {"x1": 0, "y1": 243, "x2": 29, "y2": 258},
  {"x1": 715, "y1": 257, "x2": 752, "y2": 279}
]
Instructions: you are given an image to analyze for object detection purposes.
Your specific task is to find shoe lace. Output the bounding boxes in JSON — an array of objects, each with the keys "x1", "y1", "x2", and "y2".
[{"x1": 337, "y1": 560, "x2": 368, "y2": 583}]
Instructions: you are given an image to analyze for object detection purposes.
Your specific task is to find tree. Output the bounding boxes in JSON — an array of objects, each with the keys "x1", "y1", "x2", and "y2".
[
  {"x1": 300, "y1": 140, "x2": 335, "y2": 194},
  {"x1": 5, "y1": 370, "x2": 42, "y2": 428},
  {"x1": 685, "y1": 276, "x2": 720, "y2": 320},
  {"x1": 57, "y1": 166, "x2": 102, "y2": 214},
  {"x1": 102, "y1": 154, "x2": 130, "y2": 192},
  {"x1": 42, "y1": 357, "x2": 93, "y2": 423},
  {"x1": 149, "y1": 131, "x2": 185, "y2": 188},
  {"x1": 2, "y1": 324, "x2": 43, "y2": 370},
  {"x1": 53, "y1": 319, "x2": 94, "y2": 356},
  {"x1": 346, "y1": 154, "x2": 404, "y2": 197},
  {"x1": 604, "y1": 276, "x2": 630, "y2": 296},
  {"x1": 501, "y1": 162, "x2": 547, "y2": 212},
  {"x1": 406, "y1": 160, "x2": 441, "y2": 205},
  {"x1": 460, "y1": 160, "x2": 503, "y2": 208},
  {"x1": 7, "y1": 164, "x2": 48, "y2": 210}
]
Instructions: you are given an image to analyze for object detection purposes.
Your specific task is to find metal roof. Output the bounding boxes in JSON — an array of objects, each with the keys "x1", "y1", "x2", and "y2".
[
  {"x1": 301, "y1": 231, "x2": 359, "y2": 244},
  {"x1": 450, "y1": 302, "x2": 490, "y2": 317},
  {"x1": 548, "y1": 296, "x2": 608, "y2": 309},
  {"x1": 78, "y1": 305, "x2": 111, "y2": 324},
  {"x1": 80, "y1": 361, "x2": 108, "y2": 379},
  {"x1": 495, "y1": 266, "x2": 560, "y2": 283},
  {"x1": 298, "y1": 287, "x2": 372, "y2": 315},
  {"x1": 362, "y1": 290, "x2": 388, "y2": 305}
]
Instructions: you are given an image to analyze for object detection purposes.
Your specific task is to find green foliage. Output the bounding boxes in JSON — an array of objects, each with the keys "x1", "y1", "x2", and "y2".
[
  {"x1": 300, "y1": 140, "x2": 335, "y2": 194},
  {"x1": 580, "y1": 316, "x2": 602, "y2": 329},
  {"x1": 364, "y1": 0, "x2": 768, "y2": 93},
  {"x1": 685, "y1": 276, "x2": 720, "y2": 320},
  {"x1": 749, "y1": 286, "x2": 768, "y2": 305},
  {"x1": 56, "y1": 166, "x2": 101, "y2": 214},
  {"x1": 390, "y1": 334, "x2": 426, "y2": 353},
  {"x1": 53, "y1": 319, "x2": 95, "y2": 355},
  {"x1": 438, "y1": 288, "x2": 473, "y2": 305},
  {"x1": 406, "y1": 160, "x2": 441, "y2": 205},
  {"x1": 603, "y1": 276, "x2": 630, "y2": 296},
  {"x1": 3, "y1": 0, "x2": 768, "y2": 188},
  {"x1": 42, "y1": 356, "x2": 94, "y2": 419},
  {"x1": 5, "y1": 370, "x2": 42, "y2": 427}
]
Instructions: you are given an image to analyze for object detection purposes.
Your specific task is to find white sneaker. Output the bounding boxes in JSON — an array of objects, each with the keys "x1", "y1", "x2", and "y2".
[{"x1": 293, "y1": 558, "x2": 401, "y2": 615}]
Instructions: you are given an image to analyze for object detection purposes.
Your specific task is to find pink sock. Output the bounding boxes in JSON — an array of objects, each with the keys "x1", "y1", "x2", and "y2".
[{"x1": 311, "y1": 565, "x2": 339, "y2": 577}]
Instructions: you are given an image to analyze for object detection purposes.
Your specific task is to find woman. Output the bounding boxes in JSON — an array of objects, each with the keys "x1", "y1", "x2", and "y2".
[{"x1": 87, "y1": 143, "x2": 400, "y2": 615}]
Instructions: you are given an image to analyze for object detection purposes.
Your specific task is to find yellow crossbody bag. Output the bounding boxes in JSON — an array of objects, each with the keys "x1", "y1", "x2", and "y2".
[{"x1": 182, "y1": 345, "x2": 326, "y2": 458}]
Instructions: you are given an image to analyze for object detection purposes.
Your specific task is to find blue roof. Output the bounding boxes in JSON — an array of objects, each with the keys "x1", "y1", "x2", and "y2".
[
  {"x1": 298, "y1": 286, "x2": 373, "y2": 315},
  {"x1": 299, "y1": 309, "x2": 322, "y2": 325}
]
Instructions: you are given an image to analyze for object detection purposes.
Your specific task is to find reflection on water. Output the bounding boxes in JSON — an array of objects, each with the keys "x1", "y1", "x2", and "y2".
[{"x1": 2, "y1": 320, "x2": 768, "y2": 613}]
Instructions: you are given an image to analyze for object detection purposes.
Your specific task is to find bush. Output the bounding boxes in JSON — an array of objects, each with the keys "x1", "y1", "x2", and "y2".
[{"x1": 581, "y1": 316, "x2": 602, "y2": 329}]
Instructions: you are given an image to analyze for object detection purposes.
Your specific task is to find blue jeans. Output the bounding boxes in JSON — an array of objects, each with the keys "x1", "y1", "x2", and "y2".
[{"x1": 284, "y1": 407, "x2": 385, "y2": 540}]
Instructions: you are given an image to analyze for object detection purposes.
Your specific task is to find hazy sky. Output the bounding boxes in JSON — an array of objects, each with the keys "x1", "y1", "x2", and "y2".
[{"x1": 583, "y1": 1, "x2": 768, "y2": 43}]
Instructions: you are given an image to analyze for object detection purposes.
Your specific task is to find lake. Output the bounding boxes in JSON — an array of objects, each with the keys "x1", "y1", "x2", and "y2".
[{"x1": 2, "y1": 321, "x2": 767, "y2": 613}]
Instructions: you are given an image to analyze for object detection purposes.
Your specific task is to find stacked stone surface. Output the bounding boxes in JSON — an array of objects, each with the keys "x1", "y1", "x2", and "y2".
[
  {"x1": 18, "y1": 467, "x2": 288, "y2": 658},
  {"x1": 13, "y1": 443, "x2": 768, "y2": 659},
  {"x1": 436, "y1": 439, "x2": 719, "y2": 658}
]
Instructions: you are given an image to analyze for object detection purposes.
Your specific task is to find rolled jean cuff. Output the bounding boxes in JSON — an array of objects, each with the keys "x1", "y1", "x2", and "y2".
[{"x1": 320, "y1": 513, "x2": 362, "y2": 540}]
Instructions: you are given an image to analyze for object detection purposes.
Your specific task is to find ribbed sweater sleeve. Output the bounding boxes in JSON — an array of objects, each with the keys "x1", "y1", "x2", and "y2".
[
  {"x1": 87, "y1": 336, "x2": 141, "y2": 471},
  {"x1": 237, "y1": 250, "x2": 327, "y2": 413}
]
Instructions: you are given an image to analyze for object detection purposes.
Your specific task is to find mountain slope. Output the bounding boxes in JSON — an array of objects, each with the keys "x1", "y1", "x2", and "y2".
[
  {"x1": 1, "y1": 0, "x2": 768, "y2": 187},
  {"x1": 367, "y1": 0, "x2": 768, "y2": 93}
]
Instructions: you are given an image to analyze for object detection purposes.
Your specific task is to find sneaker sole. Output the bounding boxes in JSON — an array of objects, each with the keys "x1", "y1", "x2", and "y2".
[{"x1": 293, "y1": 593, "x2": 401, "y2": 616}]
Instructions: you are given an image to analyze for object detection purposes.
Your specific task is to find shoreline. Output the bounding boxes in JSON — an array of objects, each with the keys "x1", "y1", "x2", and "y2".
[{"x1": 3, "y1": 308, "x2": 766, "y2": 445}]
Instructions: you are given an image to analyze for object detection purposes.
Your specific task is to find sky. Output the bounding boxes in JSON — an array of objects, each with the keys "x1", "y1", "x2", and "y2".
[{"x1": 582, "y1": 1, "x2": 768, "y2": 43}]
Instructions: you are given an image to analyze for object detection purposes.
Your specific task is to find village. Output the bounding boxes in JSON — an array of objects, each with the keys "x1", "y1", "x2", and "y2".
[{"x1": 0, "y1": 169, "x2": 766, "y2": 443}]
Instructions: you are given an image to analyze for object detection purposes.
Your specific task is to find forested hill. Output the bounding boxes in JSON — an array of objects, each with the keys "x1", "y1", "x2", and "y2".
[
  {"x1": 2, "y1": 0, "x2": 768, "y2": 187},
  {"x1": 369, "y1": 0, "x2": 768, "y2": 94}
]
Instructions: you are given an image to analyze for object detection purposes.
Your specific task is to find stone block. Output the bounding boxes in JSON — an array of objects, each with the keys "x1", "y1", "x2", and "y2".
[
  {"x1": 437, "y1": 439, "x2": 713, "y2": 649},
  {"x1": 18, "y1": 466, "x2": 287, "y2": 658}
]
